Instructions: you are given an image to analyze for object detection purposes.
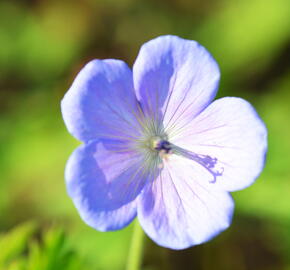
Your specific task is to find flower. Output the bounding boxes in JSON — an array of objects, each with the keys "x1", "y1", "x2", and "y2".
[{"x1": 61, "y1": 35, "x2": 267, "y2": 250}]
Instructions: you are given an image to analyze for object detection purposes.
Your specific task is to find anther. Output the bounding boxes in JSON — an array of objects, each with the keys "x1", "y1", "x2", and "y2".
[{"x1": 154, "y1": 140, "x2": 172, "y2": 154}]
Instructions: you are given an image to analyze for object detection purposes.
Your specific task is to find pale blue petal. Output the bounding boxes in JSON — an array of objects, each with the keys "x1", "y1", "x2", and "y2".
[
  {"x1": 61, "y1": 59, "x2": 141, "y2": 143},
  {"x1": 65, "y1": 140, "x2": 151, "y2": 231},
  {"x1": 137, "y1": 154, "x2": 234, "y2": 250},
  {"x1": 171, "y1": 97, "x2": 267, "y2": 192},
  {"x1": 133, "y1": 35, "x2": 220, "y2": 132}
]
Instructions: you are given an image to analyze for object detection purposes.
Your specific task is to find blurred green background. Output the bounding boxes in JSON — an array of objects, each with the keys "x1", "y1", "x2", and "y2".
[{"x1": 0, "y1": 0, "x2": 289, "y2": 269}]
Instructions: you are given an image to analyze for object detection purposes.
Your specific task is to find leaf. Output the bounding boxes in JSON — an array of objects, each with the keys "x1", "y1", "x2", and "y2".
[
  {"x1": 0, "y1": 222, "x2": 36, "y2": 267},
  {"x1": 25, "y1": 226, "x2": 92, "y2": 270}
]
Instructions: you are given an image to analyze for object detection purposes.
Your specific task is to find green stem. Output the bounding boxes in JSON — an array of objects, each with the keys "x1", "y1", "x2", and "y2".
[{"x1": 126, "y1": 221, "x2": 145, "y2": 270}]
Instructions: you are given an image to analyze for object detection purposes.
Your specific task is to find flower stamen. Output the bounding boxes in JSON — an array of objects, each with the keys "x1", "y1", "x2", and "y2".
[
  {"x1": 154, "y1": 140, "x2": 171, "y2": 153},
  {"x1": 150, "y1": 137, "x2": 173, "y2": 163}
]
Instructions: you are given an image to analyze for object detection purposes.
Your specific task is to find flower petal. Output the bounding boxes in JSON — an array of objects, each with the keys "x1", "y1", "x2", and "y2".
[
  {"x1": 65, "y1": 140, "x2": 152, "y2": 231},
  {"x1": 137, "y1": 154, "x2": 234, "y2": 250},
  {"x1": 171, "y1": 97, "x2": 267, "y2": 192},
  {"x1": 133, "y1": 35, "x2": 220, "y2": 133},
  {"x1": 61, "y1": 59, "x2": 141, "y2": 143}
]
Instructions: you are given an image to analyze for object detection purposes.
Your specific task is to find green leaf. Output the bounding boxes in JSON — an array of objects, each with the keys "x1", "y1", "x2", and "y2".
[
  {"x1": 25, "y1": 226, "x2": 92, "y2": 270},
  {"x1": 0, "y1": 222, "x2": 36, "y2": 267},
  {"x1": 0, "y1": 222, "x2": 94, "y2": 270}
]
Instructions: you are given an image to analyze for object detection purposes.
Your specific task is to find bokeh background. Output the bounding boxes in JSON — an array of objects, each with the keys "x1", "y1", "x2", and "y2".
[{"x1": 0, "y1": 0, "x2": 290, "y2": 269}]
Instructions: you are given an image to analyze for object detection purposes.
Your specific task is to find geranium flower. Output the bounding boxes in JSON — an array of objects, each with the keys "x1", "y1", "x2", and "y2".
[{"x1": 61, "y1": 35, "x2": 267, "y2": 250}]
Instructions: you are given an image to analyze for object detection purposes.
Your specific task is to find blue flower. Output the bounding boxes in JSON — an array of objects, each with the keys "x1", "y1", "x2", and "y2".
[{"x1": 61, "y1": 35, "x2": 267, "y2": 250}]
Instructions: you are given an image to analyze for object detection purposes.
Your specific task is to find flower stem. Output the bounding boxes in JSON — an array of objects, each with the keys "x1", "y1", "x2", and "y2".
[{"x1": 126, "y1": 221, "x2": 145, "y2": 270}]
